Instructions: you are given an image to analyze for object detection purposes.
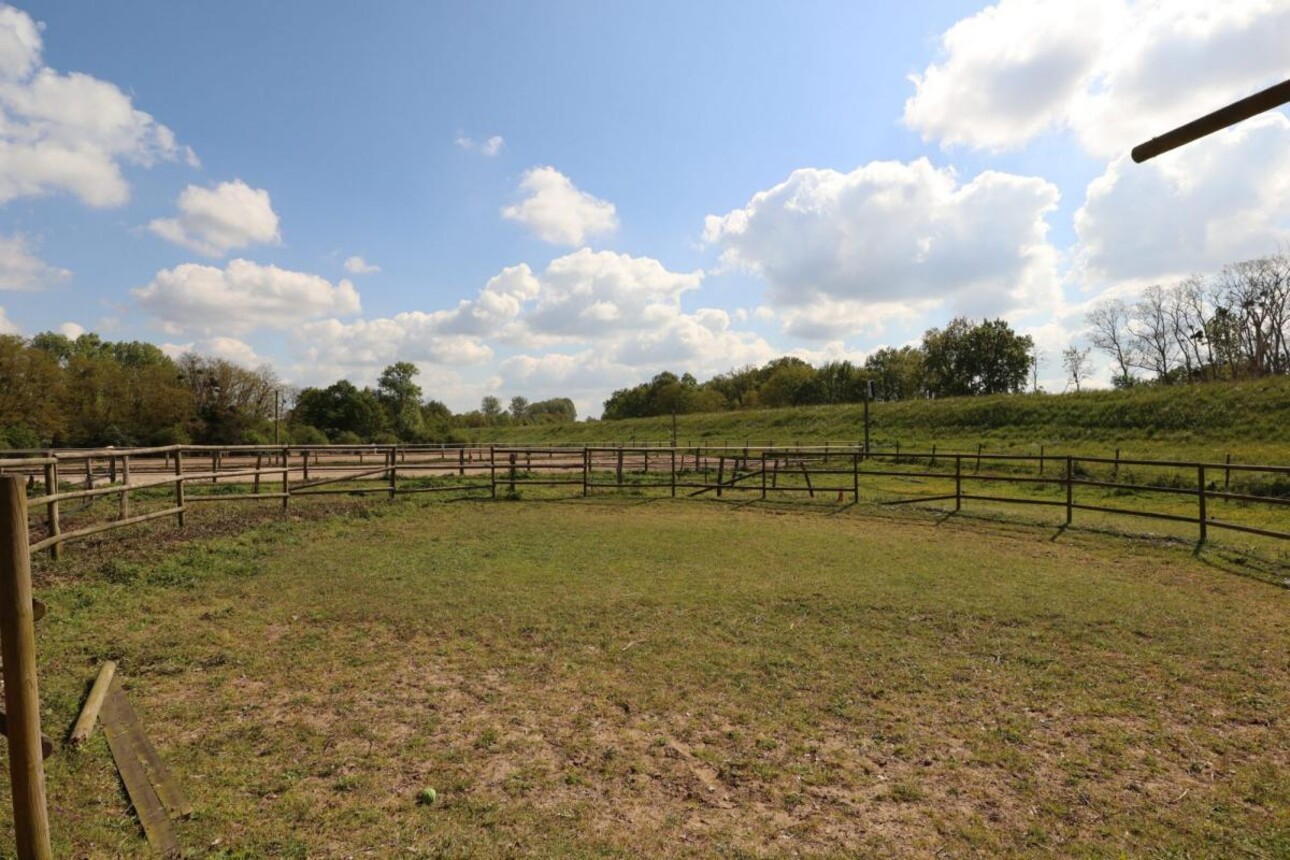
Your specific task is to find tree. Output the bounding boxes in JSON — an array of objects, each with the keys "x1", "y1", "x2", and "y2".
[
  {"x1": 377, "y1": 362, "x2": 426, "y2": 440},
  {"x1": 480, "y1": 396, "x2": 502, "y2": 420},
  {"x1": 1062, "y1": 346, "x2": 1093, "y2": 392},
  {"x1": 922, "y1": 317, "x2": 1033, "y2": 396},
  {"x1": 509, "y1": 396, "x2": 530, "y2": 421},
  {"x1": 526, "y1": 398, "x2": 577, "y2": 422},
  {"x1": 1086, "y1": 299, "x2": 1139, "y2": 388},
  {"x1": 864, "y1": 347, "x2": 925, "y2": 401},
  {"x1": 292, "y1": 380, "x2": 386, "y2": 441}
]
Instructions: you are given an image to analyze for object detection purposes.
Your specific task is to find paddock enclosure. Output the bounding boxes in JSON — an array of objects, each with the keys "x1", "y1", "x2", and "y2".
[{"x1": 0, "y1": 444, "x2": 1286, "y2": 857}]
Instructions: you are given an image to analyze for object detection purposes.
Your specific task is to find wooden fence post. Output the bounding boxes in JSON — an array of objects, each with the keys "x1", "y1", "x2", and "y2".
[
  {"x1": 0, "y1": 477, "x2": 54, "y2": 860},
  {"x1": 852, "y1": 450, "x2": 859, "y2": 503},
  {"x1": 42, "y1": 463, "x2": 60, "y2": 561},
  {"x1": 1197, "y1": 465, "x2": 1207, "y2": 543},
  {"x1": 582, "y1": 448, "x2": 589, "y2": 497},
  {"x1": 388, "y1": 448, "x2": 397, "y2": 499},
  {"x1": 1224, "y1": 453, "x2": 1231, "y2": 492},
  {"x1": 671, "y1": 448, "x2": 677, "y2": 498},
  {"x1": 459, "y1": 447, "x2": 465, "y2": 477},
  {"x1": 1113, "y1": 448, "x2": 1120, "y2": 480},
  {"x1": 716, "y1": 457, "x2": 725, "y2": 498},
  {"x1": 211, "y1": 451, "x2": 218, "y2": 485},
  {"x1": 489, "y1": 446, "x2": 496, "y2": 500},
  {"x1": 930, "y1": 444, "x2": 937, "y2": 467},
  {"x1": 173, "y1": 449, "x2": 186, "y2": 527},
  {"x1": 1039, "y1": 444, "x2": 1045, "y2": 476},
  {"x1": 119, "y1": 455, "x2": 131, "y2": 520},
  {"x1": 253, "y1": 453, "x2": 263, "y2": 494},
  {"x1": 975, "y1": 443, "x2": 982, "y2": 474},
  {"x1": 616, "y1": 448, "x2": 624, "y2": 487},
  {"x1": 280, "y1": 447, "x2": 290, "y2": 512},
  {"x1": 302, "y1": 450, "x2": 309, "y2": 482},
  {"x1": 762, "y1": 453, "x2": 768, "y2": 501},
  {"x1": 1065, "y1": 457, "x2": 1074, "y2": 526},
  {"x1": 955, "y1": 455, "x2": 962, "y2": 512},
  {"x1": 508, "y1": 453, "x2": 517, "y2": 495}
]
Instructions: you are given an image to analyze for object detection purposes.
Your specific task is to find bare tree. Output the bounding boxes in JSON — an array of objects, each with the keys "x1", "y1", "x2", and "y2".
[
  {"x1": 1062, "y1": 345, "x2": 1093, "y2": 392},
  {"x1": 1086, "y1": 299, "x2": 1138, "y2": 387},
  {"x1": 1130, "y1": 285, "x2": 1180, "y2": 382}
]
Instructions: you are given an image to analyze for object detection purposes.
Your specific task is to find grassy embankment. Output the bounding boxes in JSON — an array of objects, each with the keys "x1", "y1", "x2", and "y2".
[
  {"x1": 20, "y1": 496, "x2": 1290, "y2": 858},
  {"x1": 471, "y1": 377, "x2": 1290, "y2": 465}
]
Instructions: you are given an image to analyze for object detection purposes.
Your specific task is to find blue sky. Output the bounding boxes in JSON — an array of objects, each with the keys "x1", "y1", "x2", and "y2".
[{"x1": 1, "y1": 1, "x2": 1287, "y2": 415}]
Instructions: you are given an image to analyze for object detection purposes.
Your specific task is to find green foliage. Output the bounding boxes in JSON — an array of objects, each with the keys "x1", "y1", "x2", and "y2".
[
  {"x1": 923, "y1": 317, "x2": 1034, "y2": 397},
  {"x1": 289, "y1": 424, "x2": 329, "y2": 445}
]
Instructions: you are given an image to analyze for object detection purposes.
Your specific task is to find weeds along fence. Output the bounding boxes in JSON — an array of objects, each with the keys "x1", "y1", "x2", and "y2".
[{"x1": 1, "y1": 443, "x2": 1288, "y2": 558}]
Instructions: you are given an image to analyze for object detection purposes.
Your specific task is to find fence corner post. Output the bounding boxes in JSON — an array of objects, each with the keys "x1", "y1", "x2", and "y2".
[{"x1": 0, "y1": 476, "x2": 55, "y2": 860}]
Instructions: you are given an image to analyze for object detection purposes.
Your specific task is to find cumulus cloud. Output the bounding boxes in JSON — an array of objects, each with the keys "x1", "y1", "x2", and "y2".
[
  {"x1": 1075, "y1": 114, "x2": 1290, "y2": 283},
  {"x1": 148, "y1": 180, "x2": 281, "y2": 257},
  {"x1": 56, "y1": 321, "x2": 84, "y2": 338},
  {"x1": 905, "y1": 0, "x2": 1290, "y2": 157},
  {"x1": 160, "y1": 335, "x2": 262, "y2": 367},
  {"x1": 0, "y1": 233, "x2": 69, "y2": 290},
  {"x1": 501, "y1": 166, "x2": 618, "y2": 246},
  {"x1": 703, "y1": 158, "x2": 1061, "y2": 338},
  {"x1": 0, "y1": 5, "x2": 195, "y2": 207},
  {"x1": 134, "y1": 259, "x2": 361, "y2": 335},
  {"x1": 455, "y1": 133, "x2": 505, "y2": 156},
  {"x1": 0, "y1": 304, "x2": 17, "y2": 334},
  {"x1": 343, "y1": 255, "x2": 380, "y2": 275}
]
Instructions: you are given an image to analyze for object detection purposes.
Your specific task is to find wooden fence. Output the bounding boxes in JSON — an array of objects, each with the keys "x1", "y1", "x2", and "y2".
[{"x1": 0, "y1": 443, "x2": 1286, "y2": 558}]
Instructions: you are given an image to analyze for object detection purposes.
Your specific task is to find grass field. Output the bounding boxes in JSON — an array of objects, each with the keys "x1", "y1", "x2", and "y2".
[
  {"x1": 18, "y1": 495, "x2": 1289, "y2": 858},
  {"x1": 471, "y1": 377, "x2": 1290, "y2": 465}
]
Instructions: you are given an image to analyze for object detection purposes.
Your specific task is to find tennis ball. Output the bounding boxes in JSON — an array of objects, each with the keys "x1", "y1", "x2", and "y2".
[{"x1": 417, "y1": 787, "x2": 437, "y2": 806}]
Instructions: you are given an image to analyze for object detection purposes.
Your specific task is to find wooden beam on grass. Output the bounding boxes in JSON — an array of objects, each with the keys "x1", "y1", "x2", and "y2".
[
  {"x1": 69, "y1": 660, "x2": 116, "y2": 746},
  {"x1": 100, "y1": 682, "x2": 184, "y2": 857}
]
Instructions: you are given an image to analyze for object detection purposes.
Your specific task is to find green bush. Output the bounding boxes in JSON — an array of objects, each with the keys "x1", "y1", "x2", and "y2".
[
  {"x1": 289, "y1": 424, "x2": 329, "y2": 445},
  {"x1": 333, "y1": 430, "x2": 363, "y2": 445}
]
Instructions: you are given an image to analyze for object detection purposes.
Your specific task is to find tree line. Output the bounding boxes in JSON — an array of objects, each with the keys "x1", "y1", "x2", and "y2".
[
  {"x1": 1085, "y1": 252, "x2": 1290, "y2": 387},
  {"x1": 603, "y1": 316, "x2": 1035, "y2": 419},
  {"x1": 0, "y1": 337, "x2": 574, "y2": 448}
]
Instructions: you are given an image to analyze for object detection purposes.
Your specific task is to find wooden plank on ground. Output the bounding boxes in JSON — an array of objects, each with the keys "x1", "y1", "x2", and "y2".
[
  {"x1": 100, "y1": 683, "x2": 182, "y2": 857},
  {"x1": 69, "y1": 660, "x2": 116, "y2": 746}
]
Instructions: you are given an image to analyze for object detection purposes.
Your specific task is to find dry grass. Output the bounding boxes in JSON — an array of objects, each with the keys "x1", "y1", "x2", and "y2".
[{"x1": 15, "y1": 496, "x2": 1290, "y2": 857}]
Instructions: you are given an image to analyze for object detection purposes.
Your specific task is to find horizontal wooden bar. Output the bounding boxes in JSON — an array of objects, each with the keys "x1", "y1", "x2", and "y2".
[
  {"x1": 1205, "y1": 489, "x2": 1290, "y2": 507},
  {"x1": 30, "y1": 506, "x2": 185, "y2": 551},
  {"x1": 1070, "y1": 503, "x2": 1198, "y2": 525},
  {"x1": 1205, "y1": 519, "x2": 1290, "y2": 541},
  {"x1": 1072, "y1": 478, "x2": 1199, "y2": 496},
  {"x1": 184, "y1": 493, "x2": 289, "y2": 502},
  {"x1": 292, "y1": 466, "x2": 390, "y2": 491},
  {"x1": 880, "y1": 493, "x2": 959, "y2": 506},
  {"x1": 959, "y1": 493, "x2": 1066, "y2": 508},
  {"x1": 289, "y1": 487, "x2": 390, "y2": 497}
]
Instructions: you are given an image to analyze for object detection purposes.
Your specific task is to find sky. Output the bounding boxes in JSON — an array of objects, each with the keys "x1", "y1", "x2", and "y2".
[{"x1": 1, "y1": 0, "x2": 1287, "y2": 416}]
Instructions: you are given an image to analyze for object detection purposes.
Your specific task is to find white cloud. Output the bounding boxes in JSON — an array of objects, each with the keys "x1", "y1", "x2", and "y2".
[
  {"x1": 524, "y1": 248, "x2": 701, "y2": 339},
  {"x1": 0, "y1": 233, "x2": 69, "y2": 290},
  {"x1": 56, "y1": 321, "x2": 84, "y2": 338},
  {"x1": 160, "y1": 335, "x2": 262, "y2": 367},
  {"x1": 0, "y1": 6, "x2": 194, "y2": 207},
  {"x1": 455, "y1": 133, "x2": 504, "y2": 156},
  {"x1": 148, "y1": 180, "x2": 281, "y2": 257},
  {"x1": 501, "y1": 166, "x2": 618, "y2": 246},
  {"x1": 343, "y1": 255, "x2": 380, "y2": 275},
  {"x1": 905, "y1": 0, "x2": 1290, "y2": 158},
  {"x1": 1074, "y1": 113, "x2": 1290, "y2": 282},
  {"x1": 134, "y1": 259, "x2": 361, "y2": 335},
  {"x1": 0, "y1": 305, "x2": 17, "y2": 334},
  {"x1": 704, "y1": 158, "x2": 1062, "y2": 339}
]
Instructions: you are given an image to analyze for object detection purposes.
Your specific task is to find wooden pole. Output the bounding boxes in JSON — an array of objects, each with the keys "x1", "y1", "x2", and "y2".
[
  {"x1": 174, "y1": 449, "x2": 186, "y2": 527},
  {"x1": 42, "y1": 463, "x2": 60, "y2": 561},
  {"x1": 852, "y1": 450, "x2": 859, "y2": 502},
  {"x1": 280, "y1": 447, "x2": 290, "y2": 512},
  {"x1": 489, "y1": 446, "x2": 496, "y2": 500},
  {"x1": 616, "y1": 448, "x2": 624, "y2": 487},
  {"x1": 1197, "y1": 465, "x2": 1207, "y2": 543},
  {"x1": 69, "y1": 660, "x2": 117, "y2": 745},
  {"x1": 508, "y1": 453, "x2": 517, "y2": 495},
  {"x1": 0, "y1": 477, "x2": 54, "y2": 859},
  {"x1": 671, "y1": 448, "x2": 677, "y2": 498},
  {"x1": 955, "y1": 454, "x2": 962, "y2": 512},
  {"x1": 582, "y1": 448, "x2": 589, "y2": 497},
  {"x1": 1065, "y1": 457, "x2": 1074, "y2": 526},
  {"x1": 119, "y1": 455, "x2": 131, "y2": 520},
  {"x1": 388, "y1": 448, "x2": 397, "y2": 499},
  {"x1": 716, "y1": 456, "x2": 725, "y2": 497},
  {"x1": 253, "y1": 453, "x2": 262, "y2": 494}
]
